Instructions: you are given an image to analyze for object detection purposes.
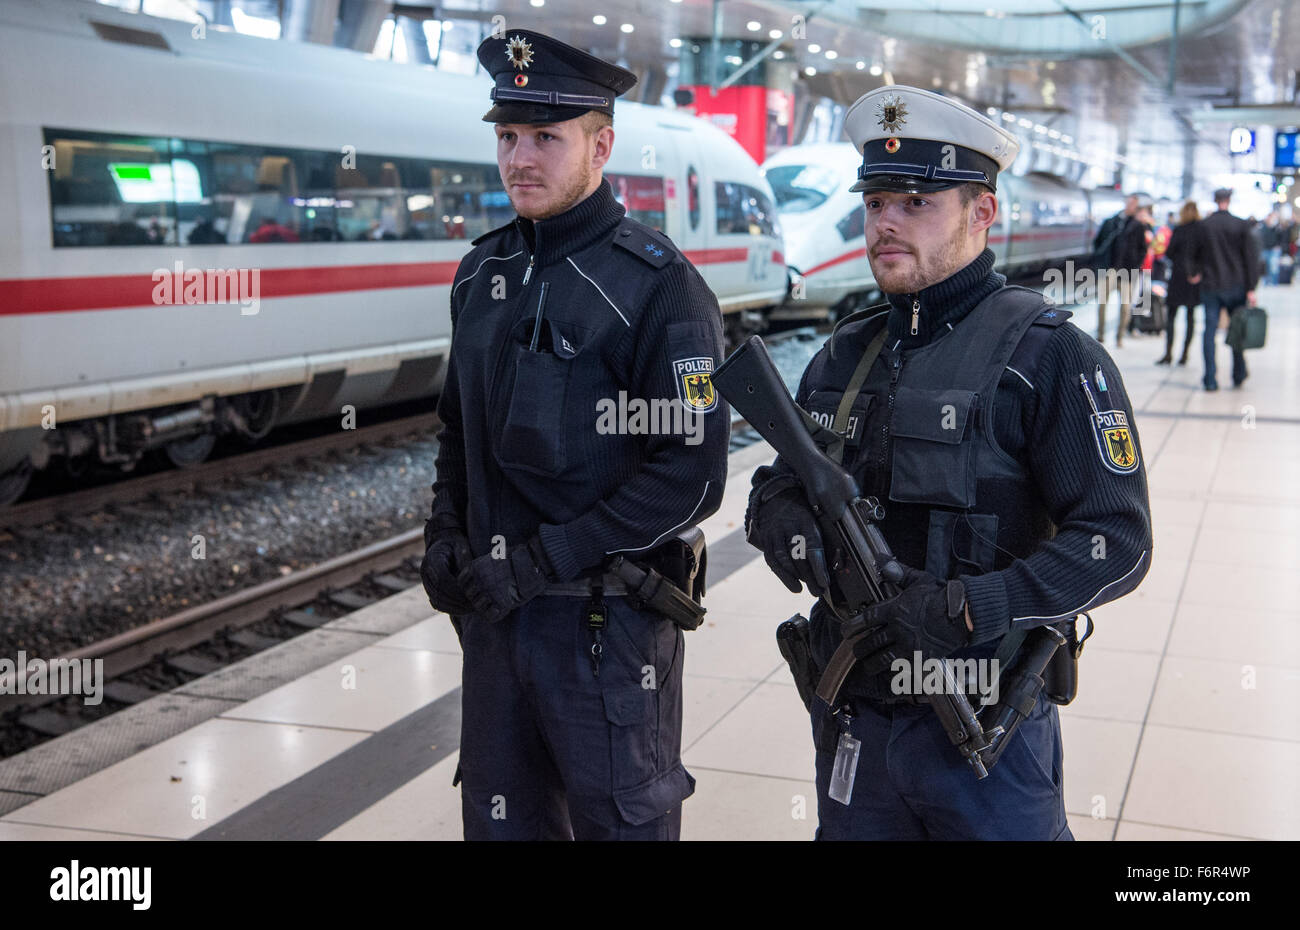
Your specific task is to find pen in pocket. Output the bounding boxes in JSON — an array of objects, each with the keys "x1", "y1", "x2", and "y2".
[{"x1": 529, "y1": 282, "x2": 550, "y2": 352}]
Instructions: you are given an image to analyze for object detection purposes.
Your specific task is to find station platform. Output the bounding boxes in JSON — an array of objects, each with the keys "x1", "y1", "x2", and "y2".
[{"x1": 1, "y1": 285, "x2": 1297, "y2": 842}]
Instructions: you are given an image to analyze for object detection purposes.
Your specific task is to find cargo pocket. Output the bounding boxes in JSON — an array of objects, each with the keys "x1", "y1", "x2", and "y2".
[
  {"x1": 924, "y1": 510, "x2": 1000, "y2": 578},
  {"x1": 602, "y1": 688, "x2": 695, "y2": 826},
  {"x1": 498, "y1": 320, "x2": 585, "y2": 477},
  {"x1": 888, "y1": 387, "x2": 977, "y2": 508}
]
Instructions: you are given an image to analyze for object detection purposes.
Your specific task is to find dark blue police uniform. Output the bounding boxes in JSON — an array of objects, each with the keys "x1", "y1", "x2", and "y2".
[
  {"x1": 422, "y1": 30, "x2": 729, "y2": 840},
  {"x1": 745, "y1": 86, "x2": 1153, "y2": 840}
]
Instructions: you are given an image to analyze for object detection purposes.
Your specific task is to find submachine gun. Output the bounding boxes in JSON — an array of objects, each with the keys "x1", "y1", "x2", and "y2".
[{"x1": 713, "y1": 335, "x2": 1067, "y2": 779}]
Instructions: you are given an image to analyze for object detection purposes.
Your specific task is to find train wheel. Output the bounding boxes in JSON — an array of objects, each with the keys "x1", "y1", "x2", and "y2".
[
  {"x1": 0, "y1": 459, "x2": 32, "y2": 507},
  {"x1": 164, "y1": 433, "x2": 217, "y2": 469}
]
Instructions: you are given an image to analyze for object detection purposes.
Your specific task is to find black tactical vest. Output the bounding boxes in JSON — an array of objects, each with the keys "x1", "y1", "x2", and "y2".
[{"x1": 805, "y1": 286, "x2": 1064, "y2": 698}]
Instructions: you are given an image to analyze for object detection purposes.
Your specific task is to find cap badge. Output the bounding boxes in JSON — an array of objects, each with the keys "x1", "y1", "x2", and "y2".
[
  {"x1": 507, "y1": 35, "x2": 534, "y2": 70},
  {"x1": 885, "y1": 137, "x2": 901, "y2": 154},
  {"x1": 876, "y1": 94, "x2": 908, "y2": 134},
  {"x1": 515, "y1": 74, "x2": 529, "y2": 87}
]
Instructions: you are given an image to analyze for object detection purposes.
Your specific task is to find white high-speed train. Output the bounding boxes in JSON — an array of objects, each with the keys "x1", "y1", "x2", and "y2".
[
  {"x1": 763, "y1": 142, "x2": 1123, "y2": 317},
  {"x1": 0, "y1": 0, "x2": 787, "y2": 504}
]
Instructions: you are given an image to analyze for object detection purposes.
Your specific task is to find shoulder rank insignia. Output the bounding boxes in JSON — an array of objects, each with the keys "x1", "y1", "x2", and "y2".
[
  {"x1": 1033, "y1": 307, "x2": 1072, "y2": 327},
  {"x1": 614, "y1": 221, "x2": 674, "y2": 268},
  {"x1": 1080, "y1": 374, "x2": 1138, "y2": 475},
  {"x1": 674, "y1": 357, "x2": 718, "y2": 413}
]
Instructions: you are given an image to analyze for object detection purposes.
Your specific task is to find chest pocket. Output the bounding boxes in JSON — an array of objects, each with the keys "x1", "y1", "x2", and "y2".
[
  {"x1": 802, "y1": 389, "x2": 874, "y2": 458},
  {"x1": 888, "y1": 386, "x2": 978, "y2": 509},
  {"x1": 498, "y1": 318, "x2": 589, "y2": 478}
]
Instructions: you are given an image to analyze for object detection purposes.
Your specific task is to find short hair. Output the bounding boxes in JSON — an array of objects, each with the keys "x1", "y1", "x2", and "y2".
[
  {"x1": 580, "y1": 110, "x2": 613, "y2": 137},
  {"x1": 957, "y1": 182, "x2": 987, "y2": 205}
]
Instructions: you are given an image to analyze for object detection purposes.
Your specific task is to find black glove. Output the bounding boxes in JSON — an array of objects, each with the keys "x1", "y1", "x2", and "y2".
[
  {"x1": 420, "y1": 528, "x2": 475, "y2": 616},
  {"x1": 457, "y1": 536, "x2": 552, "y2": 623},
  {"x1": 747, "y1": 478, "x2": 832, "y2": 598},
  {"x1": 852, "y1": 566, "x2": 970, "y2": 670}
]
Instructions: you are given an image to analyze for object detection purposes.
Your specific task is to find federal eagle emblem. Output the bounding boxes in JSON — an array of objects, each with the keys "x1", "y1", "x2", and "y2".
[
  {"x1": 507, "y1": 35, "x2": 534, "y2": 70},
  {"x1": 876, "y1": 94, "x2": 908, "y2": 133},
  {"x1": 673, "y1": 357, "x2": 718, "y2": 413},
  {"x1": 1089, "y1": 409, "x2": 1140, "y2": 475}
]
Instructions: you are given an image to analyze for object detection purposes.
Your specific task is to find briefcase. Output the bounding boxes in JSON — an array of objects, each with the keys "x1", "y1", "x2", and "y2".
[{"x1": 1227, "y1": 306, "x2": 1268, "y2": 350}]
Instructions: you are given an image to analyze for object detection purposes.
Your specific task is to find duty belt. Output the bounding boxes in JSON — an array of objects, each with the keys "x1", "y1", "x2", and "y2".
[{"x1": 544, "y1": 574, "x2": 630, "y2": 597}]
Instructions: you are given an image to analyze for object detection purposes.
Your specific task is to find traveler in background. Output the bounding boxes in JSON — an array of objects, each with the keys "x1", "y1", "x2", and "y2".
[
  {"x1": 1158, "y1": 201, "x2": 1202, "y2": 366},
  {"x1": 1092, "y1": 194, "x2": 1137, "y2": 345},
  {"x1": 1113, "y1": 200, "x2": 1154, "y2": 347},
  {"x1": 1190, "y1": 188, "x2": 1259, "y2": 391},
  {"x1": 1260, "y1": 212, "x2": 1283, "y2": 285}
]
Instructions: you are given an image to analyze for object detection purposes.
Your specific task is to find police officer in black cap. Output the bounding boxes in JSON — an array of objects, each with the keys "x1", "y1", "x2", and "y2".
[
  {"x1": 420, "y1": 28, "x2": 729, "y2": 840},
  {"x1": 746, "y1": 86, "x2": 1152, "y2": 839}
]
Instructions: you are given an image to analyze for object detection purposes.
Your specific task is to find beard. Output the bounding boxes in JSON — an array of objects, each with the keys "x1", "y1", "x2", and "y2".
[
  {"x1": 508, "y1": 158, "x2": 595, "y2": 220},
  {"x1": 869, "y1": 208, "x2": 974, "y2": 294}
]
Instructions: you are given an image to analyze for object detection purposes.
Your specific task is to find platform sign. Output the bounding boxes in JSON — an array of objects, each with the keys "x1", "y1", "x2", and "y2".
[
  {"x1": 1276, "y1": 130, "x2": 1300, "y2": 169},
  {"x1": 1229, "y1": 127, "x2": 1256, "y2": 156}
]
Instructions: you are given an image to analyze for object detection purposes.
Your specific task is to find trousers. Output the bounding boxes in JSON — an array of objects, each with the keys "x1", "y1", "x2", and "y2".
[
  {"x1": 812, "y1": 691, "x2": 1074, "y2": 840},
  {"x1": 1200, "y1": 288, "x2": 1248, "y2": 389},
  {"x1": 458, "y1": 593, "x2": 694, "y2": 840}
]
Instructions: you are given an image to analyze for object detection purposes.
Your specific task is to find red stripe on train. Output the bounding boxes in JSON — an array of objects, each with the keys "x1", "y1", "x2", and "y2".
[{"x1": 0, "y1": 261, "x2": 461, "y2": 316}]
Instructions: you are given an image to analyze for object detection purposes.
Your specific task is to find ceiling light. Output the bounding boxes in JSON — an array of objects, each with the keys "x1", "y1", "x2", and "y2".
[
  {"x1": 669, "y1": 37, "x2": 682, "y2": 48},
  {"x1": 825, "y1": 50, "x2": 837, "y2": 60},
  {"x1": 856, "y1": 61, "x2": 866, "y2": 70},
  {"x1": 869, "y1": 63, "x2": 882, "y2": 76},
  {"x1": 805, "y1": 66, "x2": 817, "y2": 76},
  {"x1": 620, "y1": 23, "x2": 634, "y2": 33},
  {"x1": 808, "y1": 43, "x2": 821, "y2": 53},
  {"x1": 530, "y1": 0, "x2": 544, "y2": 7},
  {"x1": 592, "y1": 15, "x2": 606, "y2": 25},
  {"x1": 769, "y1": 29, "x2": 782, "y2": 39},
  {"x1": 747, "y1": 21, "x2": 761, "y2": 31}
]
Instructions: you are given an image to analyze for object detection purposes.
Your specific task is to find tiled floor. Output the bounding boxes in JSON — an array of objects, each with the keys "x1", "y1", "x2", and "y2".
[{"x1": 2, "y1": 285, "x2": 1296, "y2": 841}]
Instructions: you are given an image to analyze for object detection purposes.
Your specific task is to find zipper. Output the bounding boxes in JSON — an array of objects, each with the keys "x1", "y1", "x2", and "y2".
[
  {"x1": 910, "y1": 298, "x2": 920, "y2": 336},
  {"x1": 878, "y1": 351, "x2": 904, "y2": 482},
  {"x1": 522, "y1": 253, "x2": 535, "y2": 286}
]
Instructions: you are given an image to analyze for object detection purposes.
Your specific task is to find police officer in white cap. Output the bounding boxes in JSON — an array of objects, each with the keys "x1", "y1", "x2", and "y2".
[{"x1": 745, "y1": 86, "x2": 1152, "y2": 839}]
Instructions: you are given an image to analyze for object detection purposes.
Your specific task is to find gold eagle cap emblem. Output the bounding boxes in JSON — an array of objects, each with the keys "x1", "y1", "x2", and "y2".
[
  {"x1": 876, "y1": 94, "x2": 908, "y2": 134},
  {"x1": 507, "y1": 35, "x2": 534, "y2": 70}
]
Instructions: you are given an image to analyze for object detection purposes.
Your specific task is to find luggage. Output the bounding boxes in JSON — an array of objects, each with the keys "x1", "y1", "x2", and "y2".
[
  {"x1": 1280, "y1": 255, "x2": 1295, "y2": 285},
  {"x1": 1227, "y1": 305, "x2": 1268, "y2": 350},
  {"x1": 1132, "y1": 291, "x2": 1166, "y2": 334}
]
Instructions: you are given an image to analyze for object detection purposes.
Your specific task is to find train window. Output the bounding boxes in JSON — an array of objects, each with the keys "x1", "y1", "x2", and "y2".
[
  {"x1": 714, "y1": 182, "x2": 779, "y2": 237},
  {"x1": 687, "y1": 166, "x2": 700, "y2": 231},
  {"x1": 836, "y1": 204, "x2": 865, "y2": 242},
  {"x1": 44, "y1": 129, "x2": 178, "y2": 246},
  {"x1": 43, "y1": 129, "x2": 514, "y2": 247},
  {"x1": 607, "y1": 173, "x2": 666, "y2": 231},
  {"x1": 421, "y1": 162, "x2": 510, "y2": 241},
  {"x1": 765, "y1": 163, "x2": 838, "y2": 213}
]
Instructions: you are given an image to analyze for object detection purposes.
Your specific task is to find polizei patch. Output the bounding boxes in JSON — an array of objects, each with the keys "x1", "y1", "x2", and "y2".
[
  {"x1": 1090, "y1": 409, "x2": 1139, "y2": 475},
  {"x1": 673, "y1": 356, "x2": 718, "y2": 413}
]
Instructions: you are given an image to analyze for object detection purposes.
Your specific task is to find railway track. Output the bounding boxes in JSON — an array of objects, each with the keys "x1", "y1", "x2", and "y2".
[
  {"x1": 1, "y1": 411, "x2": 441, "y2": 530},
  {"x1": 0, "y1": 326, "x2": 832, "y2": 757}
]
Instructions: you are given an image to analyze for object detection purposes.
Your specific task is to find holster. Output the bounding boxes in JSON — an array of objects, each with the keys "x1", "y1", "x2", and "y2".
[
  {"x1": 776, "y1": 614, "x2": 820, "y2": 713},
  {"x1": 1043, "y1": 613, "x2": 1092, "y2": 705},
  {"x1": 608, "y1": 527, "x2": 708, "y2": 631}
]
